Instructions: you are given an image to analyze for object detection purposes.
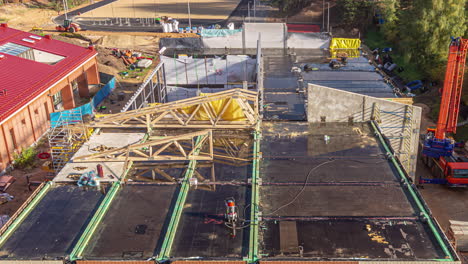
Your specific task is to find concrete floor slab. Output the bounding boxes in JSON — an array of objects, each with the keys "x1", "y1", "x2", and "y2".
[
  {"x1": 0, "y1": 185, "x2": 105, "y2": 260},
  {"x1": 54, "y1": 132, "x2": 145, "y2": 183},
  {"x1": 83, "y1": 184, "x2": 177, "y2": 260},
  {"x1": 261, "y1": 220, "x2": 445, "y2": 259}
]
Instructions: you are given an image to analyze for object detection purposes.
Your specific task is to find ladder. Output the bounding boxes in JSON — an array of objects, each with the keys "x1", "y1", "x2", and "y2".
[{"x1": 48, "y1": 109, "x2": 89, "y2": 173}]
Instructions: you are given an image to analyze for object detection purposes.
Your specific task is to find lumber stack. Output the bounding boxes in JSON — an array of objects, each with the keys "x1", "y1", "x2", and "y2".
[{"x1": 448, "y1": 220, "x2": 468, "y2": 251}]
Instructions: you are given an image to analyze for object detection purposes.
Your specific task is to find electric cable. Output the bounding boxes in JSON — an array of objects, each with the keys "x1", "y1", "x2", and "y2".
[
  {"x1": 265, "y1": 158, "x2": 336, "y2": 216},
  {"x1": 264, "y1": 157, "x2": 386, "y2": 215}
]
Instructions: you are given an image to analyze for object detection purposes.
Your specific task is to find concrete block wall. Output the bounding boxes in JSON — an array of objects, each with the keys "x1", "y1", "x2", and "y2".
[{"x1": 307, "y1": 84, "x2": 422, "y2": 180}]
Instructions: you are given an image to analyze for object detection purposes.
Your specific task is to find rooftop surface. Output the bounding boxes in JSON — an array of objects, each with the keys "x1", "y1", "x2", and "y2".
[
  {"x1": 258, "y1": 122, "x2": 447, "y2": 260},
  {"x1": 0, "y1": 185, "x2": 105, "y2": 260},
  {"x1": 0, "y1": 24, "x2": 97, "y2": 123},
  {"x1": 262, "y1": 54, "x2": 395, "y2": 121},
  {"x1": 0, "y1": 124, "x2": 455, "y2": 262}
]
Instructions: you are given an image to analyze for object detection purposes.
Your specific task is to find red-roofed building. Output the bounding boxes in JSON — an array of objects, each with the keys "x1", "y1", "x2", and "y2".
[{"x1": 0, "y1": 24, "x2": 99, "y2": 172}]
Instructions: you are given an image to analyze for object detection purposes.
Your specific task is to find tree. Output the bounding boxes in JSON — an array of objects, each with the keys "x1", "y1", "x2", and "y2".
[
  {"x1": 399, "y1": 0, "x2": 466, "y2": 80},
  {"x1": 336, "y1": 0, "x2": 373, "y2": 30},
  {"x1": 379, "y1": 0, "x2": 400, "y2": 42}
]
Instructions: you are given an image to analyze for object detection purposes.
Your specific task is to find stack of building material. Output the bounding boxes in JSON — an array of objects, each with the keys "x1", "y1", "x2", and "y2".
[{"x1": 448, "y1": 220, "x2": 468, "y2": 251}]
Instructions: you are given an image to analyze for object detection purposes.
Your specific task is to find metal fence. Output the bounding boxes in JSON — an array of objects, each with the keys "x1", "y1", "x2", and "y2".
[{"x1": 121, "y1": 62, "x2": 167, "y2": 112}]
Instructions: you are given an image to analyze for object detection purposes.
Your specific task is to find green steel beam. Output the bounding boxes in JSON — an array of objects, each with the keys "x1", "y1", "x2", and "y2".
[
  {"x1": 246, "y1": 122, "x2": 261, "y2": 263},
  {"x1": 371, "y1": 121, "x2": 455, "y2": 261},
  {"x1": 69, "y1": 181, "x2": 121, "y2": 261},
  {"x1": 0, "y1": 181, "x2": 52, "y2": 247},
  {"x1": 156, "y1": 136, "x2": 203, "y2": 261},
  {"x1": 69, "y1": 161, "x2": 134, "y2": 261}
]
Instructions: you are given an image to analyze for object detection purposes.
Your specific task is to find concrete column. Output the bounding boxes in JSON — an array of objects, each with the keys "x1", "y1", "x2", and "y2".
[
  {"x1": 62, "y1": 83, "x2": 75, "y2": 109},
  {"x1": 77, "y1": 73, "x2": 90, "y2": 98},
  {"x1": 86, "y1": 63, "x2": 100, "y2": 85}
]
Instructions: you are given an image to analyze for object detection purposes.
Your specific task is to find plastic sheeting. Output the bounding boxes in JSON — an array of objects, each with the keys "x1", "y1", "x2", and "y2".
[
  {"x1": 161, "y1": 55, "x2": 256, "y2": 85},
  {"x1": 201, "y1": 29, "x2": 243, "y2": 38},
  {"x1": 50, "y1": 77, "x2": 116, "y2": 127},
  {"x1": 202, "y1": 23, "x2": 286, "y2": 49},
  {"x1": 287, "y1": 32, "x2": 330, "y2": 49},
  {"x1": 159, "y1": 37, "x2": 203, "y2": 51},
  {"x1": 179, "y1": 92, "x2": 247, "y2": 121},
  {"x1": 329, "y1": 38, "x2": 361, "y2": 50}
]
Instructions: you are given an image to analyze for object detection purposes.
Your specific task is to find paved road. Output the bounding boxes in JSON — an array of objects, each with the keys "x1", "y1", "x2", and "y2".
[{"x1": 55, "y1": 0, "x2": 277, "y2": 32}]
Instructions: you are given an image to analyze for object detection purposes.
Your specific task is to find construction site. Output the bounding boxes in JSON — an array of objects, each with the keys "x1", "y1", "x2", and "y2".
[{"x1": 0, "y1": 1, "x2": 467, "y2": 264}]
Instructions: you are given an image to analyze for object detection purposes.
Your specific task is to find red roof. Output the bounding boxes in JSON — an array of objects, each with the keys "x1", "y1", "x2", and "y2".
[
  {"x1": 0, "y1": 24, "x2": 97, "y2": 123},
  {"x1": 287, "y1": 24, "x2": 321, "y2": 33}
]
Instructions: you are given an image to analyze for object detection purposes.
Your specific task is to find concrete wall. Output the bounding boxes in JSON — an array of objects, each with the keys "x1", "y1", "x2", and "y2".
[
  {"x1": 307, "y1": 84, "x2": 422, "y2": 180},
  {"x1": 0, "y1": 57, "x2": 100, "y2": 173},
  {"x1": 202, "y1": 23, "x2": 330, "y2": 50}
]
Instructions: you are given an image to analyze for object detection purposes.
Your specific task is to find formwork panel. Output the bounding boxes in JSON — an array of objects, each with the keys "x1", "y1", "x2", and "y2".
[
  {"x1": 82, "y1": 185, "x2": 178, "y2": 260},
  {"x1": 258, "y1": 122, "x2": 449, "y2": 261},
  {"x1": 261, "y1": 185, "x2": 414, "y2": 217},
  {"x1": 171, "y1": 185, "x2": 251, "y2": 258},
  {"x1": 260, "y1": 220, "x2": 444, "y2": 259},
  {"x1": 0, "y1": 185, "x2": 105, "y2": 260}
]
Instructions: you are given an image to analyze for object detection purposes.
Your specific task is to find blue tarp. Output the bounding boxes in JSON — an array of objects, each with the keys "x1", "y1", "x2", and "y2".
[
  {"x1": 50, "y1": 77, "x2": 116, "y2": 127},
  {"x1": 201, "y1": 29, "x2": 243, "y2": 38}
]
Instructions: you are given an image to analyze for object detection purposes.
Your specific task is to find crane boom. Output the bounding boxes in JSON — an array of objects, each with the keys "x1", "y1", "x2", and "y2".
[
  {"x1": 423, "y1": 37, "x2": 468, "y2": 158},
  {"x1": 437, "y1": 38, "x2": 468, "y2": 138}
]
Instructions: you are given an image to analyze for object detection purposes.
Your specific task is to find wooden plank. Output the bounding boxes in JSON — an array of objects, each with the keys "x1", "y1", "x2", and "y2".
[
  {"x1": 154, "y1": 167, "x2": 177, "y2": 182},
  {"x1": 279, "y1": 221, "x2": 299, "y2": 253}
]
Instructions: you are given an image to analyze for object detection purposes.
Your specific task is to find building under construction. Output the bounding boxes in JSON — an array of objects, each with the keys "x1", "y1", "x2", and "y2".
[{"x1": 0, "y1": 23, "x2": 459, "y2": 264}]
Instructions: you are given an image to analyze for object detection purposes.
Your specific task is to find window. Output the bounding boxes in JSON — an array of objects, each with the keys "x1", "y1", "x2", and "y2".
[
  {"x1": 52, "y1": 91, "x2": 63, "y2": 110},
  {"x1": 21, "y1": 119, "x2": 26, "y2": 126},
  {"x1": 0, "y1": 42, "x2": 65, "y2": 65},
  {"x1": 9, "y1": 128, "x2": 17, "y2": 149},
  {"x1": 34, "y1": 109, "x2": 39, "y2": 115}
]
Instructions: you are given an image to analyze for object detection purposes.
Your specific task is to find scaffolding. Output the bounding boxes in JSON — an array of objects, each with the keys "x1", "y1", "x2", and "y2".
[{"x1": 48, "y1": 109, "x2": 90, "y2": 173}]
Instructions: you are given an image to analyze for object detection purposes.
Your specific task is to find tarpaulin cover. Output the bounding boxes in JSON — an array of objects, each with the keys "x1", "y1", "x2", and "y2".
[
  {"x1": 329, "y1": 38, "x2": 361, "y2": 50},
  {"x1": 330, "y1": 48, "x2": 361, "y2": 59},
  {"x1": 159, "y1": 37, "x2": 203, "y2": 50},
  {"x1": 50, "y1": 77, "x2": 116, "y2": 127},
  {"x1": 201, "y1": 28, "x2": 243, "y2": 38},
  {"x1": 179, "y1": 93, "x2": 247, "y2": 121}
]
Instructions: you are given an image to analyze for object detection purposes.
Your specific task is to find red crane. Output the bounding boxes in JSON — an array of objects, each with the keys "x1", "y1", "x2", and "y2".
[{"x1": 421, "y1": 37, "x2": 468, "y2": 186}]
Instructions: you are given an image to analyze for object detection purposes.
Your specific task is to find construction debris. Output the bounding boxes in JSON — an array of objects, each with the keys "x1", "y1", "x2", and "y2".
[
  {"x1": 448, "y1": 220, "x2": 468, "y2": 251},
  {"x1": 0, "y1": 176, "x2": 15, "y2": 192}
]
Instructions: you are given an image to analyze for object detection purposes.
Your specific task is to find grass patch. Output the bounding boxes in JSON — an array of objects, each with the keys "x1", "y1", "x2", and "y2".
[
  {"x1": 0, "y1": 17, "x2": 9, "y2": 23},
  {"x1": 13, "y1": 146, "x2": 38, "y2": 170}
]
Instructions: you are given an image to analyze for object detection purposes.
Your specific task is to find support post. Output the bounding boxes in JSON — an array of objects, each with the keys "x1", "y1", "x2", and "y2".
[{"x1": 246, "y1": 122, "x2": 261, "y2": 263}]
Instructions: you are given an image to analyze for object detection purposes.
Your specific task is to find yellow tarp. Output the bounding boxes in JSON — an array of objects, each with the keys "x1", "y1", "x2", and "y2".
[
  {"x1": 180, "y1": 93, "x2": 247, "y2": 121},
  {"x1": 329, "y1": 38, "x2": 361, "y2": 50},
  {"x1": 330, "y1": 49, "x2": 361, "y2": 59}
]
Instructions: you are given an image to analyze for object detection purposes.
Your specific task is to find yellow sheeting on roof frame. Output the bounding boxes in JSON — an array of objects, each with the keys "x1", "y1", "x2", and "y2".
[
  {"x1": 330, "y1": 38, "x2": 361, "y2": 50},
  {"x1": 179, "y1": 93, "x2": 247, "y2": 121}
]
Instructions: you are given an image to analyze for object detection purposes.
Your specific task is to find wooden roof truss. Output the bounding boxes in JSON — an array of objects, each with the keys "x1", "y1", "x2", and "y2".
[
  {"x1": 90, "y1": 89, "x2": 259, "y2": 130},
  {"x1": 73, "y1": 130, "x2": 213, "y2": 162}
]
